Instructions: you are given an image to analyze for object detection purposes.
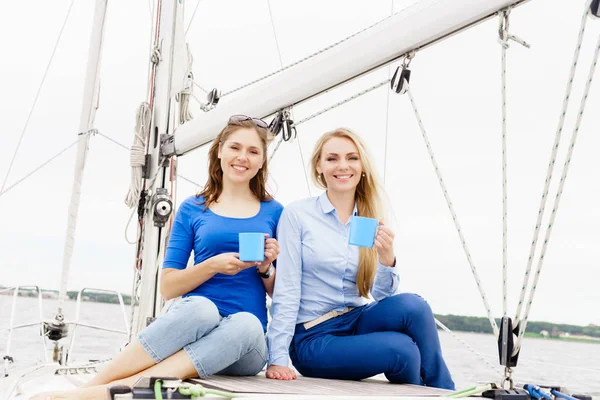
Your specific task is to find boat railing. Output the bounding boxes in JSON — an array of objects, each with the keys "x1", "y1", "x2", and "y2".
[
  {"x1": 65, "y1": 287, "x2": 130, "y2": 365},
  {"x1": 1, "y1": 286, "x2": 48, "y2": 377},
  {"x1": 1, "y1": 286, "x2": 130, "y2": 376}
]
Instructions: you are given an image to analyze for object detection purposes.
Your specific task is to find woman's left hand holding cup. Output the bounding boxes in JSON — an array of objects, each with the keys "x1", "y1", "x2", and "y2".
[
  {"x1": 258, "y1": 234, "x2": 279, "y2": 273},
  {"x1": 375, "y1": 221, "x2": 395, "y2": 267}
]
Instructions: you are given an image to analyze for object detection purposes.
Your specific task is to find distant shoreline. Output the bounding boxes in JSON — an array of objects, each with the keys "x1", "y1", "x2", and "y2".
[{"x1": 2, "y1": 286, "x2": 599, "y2": 344}]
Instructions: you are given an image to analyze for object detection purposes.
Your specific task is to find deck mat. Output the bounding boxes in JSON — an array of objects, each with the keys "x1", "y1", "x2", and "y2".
[{"x1": 191, "y1": 374, "x2": 450, "y2": 396}]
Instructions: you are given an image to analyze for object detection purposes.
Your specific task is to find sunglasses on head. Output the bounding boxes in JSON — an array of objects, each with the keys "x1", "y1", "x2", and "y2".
[{"x1": 228, "y1": 115, "x2": 269, "y2": 129}]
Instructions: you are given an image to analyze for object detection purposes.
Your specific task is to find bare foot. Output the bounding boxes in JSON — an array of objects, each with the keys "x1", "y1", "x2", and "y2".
[
  {"x1": 30, "y1": 385, "x2": 108, "y2": 400},
  {"x1": 29, "y1": 392, "x2": 73, "y2": 400}
]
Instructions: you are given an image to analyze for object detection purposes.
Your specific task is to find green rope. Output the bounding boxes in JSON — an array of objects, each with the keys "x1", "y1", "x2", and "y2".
[
  {"x1": 445, "y1": 383, "x2": 492, "y2": 398},
  {"x1": 179, "y1": 384, "x2": 241, "y2": 399},
  {"x1": 153, "y1": 379, "x2": 240, "y2": 399},
  {"x1": 154, "y1": 380, "x2": 163, "y2": 400}
]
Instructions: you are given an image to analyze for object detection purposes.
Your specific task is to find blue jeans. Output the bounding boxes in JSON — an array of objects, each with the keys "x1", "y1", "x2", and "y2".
[
  {"x1": 290, "y1": 293, "x2": 455, "y2": 390},
  {"x1": 138, "y1": 296, "x2": 267, "y2": 377}
]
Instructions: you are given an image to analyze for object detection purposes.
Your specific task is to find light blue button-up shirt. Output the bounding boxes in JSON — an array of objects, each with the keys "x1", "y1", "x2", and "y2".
[{"x1": 267, "y1": 192, "x2": 400, "y2": 367}]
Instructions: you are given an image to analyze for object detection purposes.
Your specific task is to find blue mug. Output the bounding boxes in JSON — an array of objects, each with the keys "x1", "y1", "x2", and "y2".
[
  {"x1": 239, "y1": 232, "x2": 265, "y2": 262},
  {"x1": 348, "y1": 216, "x2": 379, "y2": 248}
]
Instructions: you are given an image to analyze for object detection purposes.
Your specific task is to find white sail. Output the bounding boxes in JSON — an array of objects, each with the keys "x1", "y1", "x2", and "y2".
[
  {"x1": 173, "y1": 0, "x2": 528, "y2": 156},
  {"x1": 56, "y1": 0, "x2": 108, "y2": 315}
]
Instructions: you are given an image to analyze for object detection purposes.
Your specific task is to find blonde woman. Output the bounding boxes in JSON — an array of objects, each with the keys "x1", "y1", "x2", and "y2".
[{"x1": 265, "y1": 128, "x2": 454, "y2": 389}]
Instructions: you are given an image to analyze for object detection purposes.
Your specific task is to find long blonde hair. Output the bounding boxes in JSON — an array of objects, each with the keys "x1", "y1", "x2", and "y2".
[
  {"x1": 310, "y1": 128, "x2": 383, "y2": 298},
  {"x1": 198, "y1": 119, "x2": 273, "y2": 208}
]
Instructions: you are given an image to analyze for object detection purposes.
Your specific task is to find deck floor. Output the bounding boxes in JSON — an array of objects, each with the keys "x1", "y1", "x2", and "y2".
[{"x1": 192, "y1": 373, "x2": 452, "y2": 397}]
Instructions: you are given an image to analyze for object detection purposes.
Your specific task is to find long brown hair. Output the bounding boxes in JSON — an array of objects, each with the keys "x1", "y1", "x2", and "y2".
[
  {"x1": 198, "y1": 119, "x2": 273, "y2": 208},
  {"x1": 311, "y1": 128, "x2": 383, "y2": 298}
]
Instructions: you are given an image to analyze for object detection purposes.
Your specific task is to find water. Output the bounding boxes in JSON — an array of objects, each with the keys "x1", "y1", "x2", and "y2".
[{"x1": 1, "y1": 296, "x2": 599, "y2": 395}]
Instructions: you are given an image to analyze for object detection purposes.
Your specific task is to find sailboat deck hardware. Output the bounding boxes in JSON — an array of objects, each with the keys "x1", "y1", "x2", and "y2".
[{"x1": 152, "y1": 188, "x2": 173, "y2": 228}]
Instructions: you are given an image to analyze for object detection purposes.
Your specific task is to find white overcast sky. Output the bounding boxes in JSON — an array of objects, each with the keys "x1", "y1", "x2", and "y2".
[{"x1": 1, "y1": 0, "x2": 599, "y2": 327}]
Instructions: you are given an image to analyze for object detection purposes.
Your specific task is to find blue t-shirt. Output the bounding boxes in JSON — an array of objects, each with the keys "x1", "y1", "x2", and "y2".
[{"x1": 163, "y1": 195, "x2": 284, "y2": 331}]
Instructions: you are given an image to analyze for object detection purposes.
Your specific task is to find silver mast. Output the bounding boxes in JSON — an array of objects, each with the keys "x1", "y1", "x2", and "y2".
[{"x1": 131, "y1": 0, "x2": 182, "y2": 335}]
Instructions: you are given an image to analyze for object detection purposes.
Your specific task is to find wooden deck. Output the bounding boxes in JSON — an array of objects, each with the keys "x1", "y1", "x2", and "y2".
[{"x1": 192, "y1": 373, "x2": 452, "y2": 397}]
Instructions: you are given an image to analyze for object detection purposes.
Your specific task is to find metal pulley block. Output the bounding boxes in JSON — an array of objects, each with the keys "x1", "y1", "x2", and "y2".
[
  {"x1": 268, "y1": 109, "x2": 296, "y2": 141},
  {"x1": 206, "y1": 88, "x2": 220, "y2": 106},
  {"x1": 591, "y1": 0, "x2": 600, "y2": 18},
  {"x1": 390, "y1": 65, "x2": 411, "y2": 95},
  {"x1": 152, "y1": 188, "x2": 173, "y2": 228}
]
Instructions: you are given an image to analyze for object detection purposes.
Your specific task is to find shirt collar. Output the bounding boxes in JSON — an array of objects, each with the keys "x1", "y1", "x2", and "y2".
[{"x1": 318, "y1": 191, "x2": 358, "y2": 216}]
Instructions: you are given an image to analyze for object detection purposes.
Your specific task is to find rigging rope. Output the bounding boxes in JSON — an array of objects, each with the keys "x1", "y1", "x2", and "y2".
[
  {"x1": 499, "y1": 10, "x2": 510, "y2": 318},
  {"x1": 435, "y1": 318, "x2": 502, "y2": 374},
  {"x1": 497, "y1": 7, "x2": 530, "y2": 318},
  {"x1": 406, "y1": 86, "x2": 500, "y2": 337},
  {"x1": 383, "y1": 0, "x2": 395, "y2": 186},
  {"x1": 0, "y1": 139, "x2": 79, "y2": 199},
  {"x1": 185, "y1": 0, "x2": 204, "y2": 36},
  {"x1": 295, "y1": 79, "x2": 390, "y2": 126},
  {"x1": 1, "y1": 0, "x2": 77, "y2": 195},
  {"x1": 515, "y1": 0, "x2": 600, "y2": 353},
  {"x1": 266, "y1": 0, "x2": 312, "y2": 196},
  {"x1": 221, "y1": 9, "x2": 403, "y2": 98},
  {"x1": 513, "y1": 0, "x2": 594, "y2": 336}
]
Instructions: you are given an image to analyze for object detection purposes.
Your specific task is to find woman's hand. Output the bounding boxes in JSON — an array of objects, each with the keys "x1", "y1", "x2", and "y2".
[
  {"x1": 258, "y1": 235, "x2": 279, "y2": 272},
  {"x1": 375, "y1": 221, "x2": 395, "y2": 267},
  {"x1": 266, "y1": 365, "x2": 297, "y2": 380},
  {"x1": 209, "y1": 253, "x2": 259, "y2": 275}
]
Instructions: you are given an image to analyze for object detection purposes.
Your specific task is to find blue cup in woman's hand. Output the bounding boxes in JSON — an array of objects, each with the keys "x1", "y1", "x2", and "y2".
[
  {"x1": 239, "y1": 232, "x2": 265, "y2": 262},
  {"x1": 348, "y1": 216, "x2": 378, "y2": 248}
]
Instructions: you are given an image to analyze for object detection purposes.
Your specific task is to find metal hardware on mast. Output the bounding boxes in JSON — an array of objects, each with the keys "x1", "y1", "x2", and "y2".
[{"x1": 132, "y1": 0, "x2": 180, "y2": 336}]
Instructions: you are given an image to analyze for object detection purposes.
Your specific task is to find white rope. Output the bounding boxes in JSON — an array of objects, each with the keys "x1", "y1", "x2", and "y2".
[
  {"x1": 296, "y1": 138, "x2": 312, "y2": 197},
  {"x1": 383, "y1": 0, "x2": 395, "y2": 186},
  {"x1": 499, "y1": 11, "x2": 510, "y2": 318},
  {"x1": 435, "y1": 318, "x2": 502, "y2": 374},
  {"x1": 266, "y1": 0, "x2": 311, "y2": 197},
  {"x1": 185, "y1": 0, "x2": 203, "y2": 36},
  {"x1": 125, "y1": 103, "x2": 151, "y2": 209},
  {"x1": 295, "y1": 79, "x2": 390, "y2": 126},
  {"x1": 96, "y1": 131, "x2": 201, "y2": 187},
  {"x1": 406, "y1": 87, "x2": 499, "y2": 337},
  {"x1": 497, "y1": 8, "x2": 530, "y2": 318},
  {"x1": 515, "y1": 4, "x2": 600, "y2": 353},
  {"x1": 57, "y1": 130, "x2": 95, "y2": 312},
  {"x1": 0, "y1": 139, "x2": 79, "y2": 199},
  {"x1": 221, "y1": 11, "x2": 402, "y2": 97},
  {"x1": 513, "y1": 0, "x2": 593, "y2": 336},
  {"x1": 177, "y1": 45, "x2": 195, "y2": 124},
  {"x1": 192, "y1": 81, "x2": 209, "y2": 94},
  {"x1": 0, "y1": 0, "x2": 76, "y2": 195},
  {"x1": 147, "y1": 0, "x2": 153, "y2": 22},
  {"x1": 265, "y1": 79, "x2": 391, "y2": 195},
  {"x1": 268, "y1": 137, "x2": 285, "y2": 164}
]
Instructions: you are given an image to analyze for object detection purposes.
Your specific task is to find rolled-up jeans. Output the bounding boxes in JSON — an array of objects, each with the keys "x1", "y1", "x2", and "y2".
[{"x1": 137, "y1": 296, "x2": 267, "y2": 377}]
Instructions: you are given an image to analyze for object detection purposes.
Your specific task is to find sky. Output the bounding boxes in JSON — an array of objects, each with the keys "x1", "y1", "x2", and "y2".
[{"x1": 0, "y1": 0, "x2": 599, "y2": 328}]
